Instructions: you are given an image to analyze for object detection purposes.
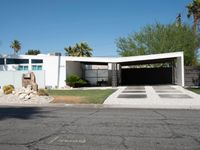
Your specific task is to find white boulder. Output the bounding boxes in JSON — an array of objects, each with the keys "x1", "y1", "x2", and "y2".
[
  {"x1": 24, "y1": 95, "x2": 31, "y2": 100},
  {"x1": 19, "y1": 93, "x2": 27, "y2": 99}
]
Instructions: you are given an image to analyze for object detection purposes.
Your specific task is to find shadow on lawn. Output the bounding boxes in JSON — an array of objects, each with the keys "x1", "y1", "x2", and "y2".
[{"x1": 0, "y1": 107, "x2": 50, "y2": 120}]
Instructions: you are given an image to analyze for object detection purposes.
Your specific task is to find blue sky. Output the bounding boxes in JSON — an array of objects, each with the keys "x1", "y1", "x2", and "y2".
[{"x1": 0, "y1": 0, "x2": 192, "y2": 56}]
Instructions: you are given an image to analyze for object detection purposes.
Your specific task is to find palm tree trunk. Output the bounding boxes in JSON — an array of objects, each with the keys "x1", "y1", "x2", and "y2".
[
  {"x1": 13, "y1": 49, "x2": 16, "y2": 57},
  {"x1": 193, "y1": 15, "x2": 198, "y2": 34}
]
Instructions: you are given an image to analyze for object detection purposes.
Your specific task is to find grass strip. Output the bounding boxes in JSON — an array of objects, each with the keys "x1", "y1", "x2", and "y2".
[{"x1": 48, "y1": 89, "x2": 115, "y2": 104}]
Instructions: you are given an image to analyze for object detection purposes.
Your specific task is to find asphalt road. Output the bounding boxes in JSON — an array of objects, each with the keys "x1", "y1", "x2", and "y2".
[{"x1": 0, "y1": 106, "x2": 200, "y2": 150}]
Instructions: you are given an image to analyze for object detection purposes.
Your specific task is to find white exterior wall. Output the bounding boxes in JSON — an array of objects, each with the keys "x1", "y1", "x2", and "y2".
[
  {"x1": 0, "y1": 55, "x2": 61, "y2": 88},
  {"x1": 0, "y1": 71, "x2": 45, "y2": 89},
  {"x1": 58, "y1": 56, "x2": 67, "y2": 87},
  {"x1": 20, "y1": 55, "x2": 63, "y2": 88},
  {"x1": 42, "y1": 56, "x2": 59, "y2": 88},
  {"x1": 66, "y1": 61, "x2": 83, "y2": 79}
]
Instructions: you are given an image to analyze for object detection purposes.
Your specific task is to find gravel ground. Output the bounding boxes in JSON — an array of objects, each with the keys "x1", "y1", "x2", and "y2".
[{"x1": 0, "y1": 90, "x2": 53, "y2": 105}]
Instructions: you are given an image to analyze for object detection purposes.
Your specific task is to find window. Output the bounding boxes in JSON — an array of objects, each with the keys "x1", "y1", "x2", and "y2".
[
  {"x1": 37, "y1": 65, "x2": 42, "y2": 70},
  {"x1": 24, "y1": 66, "x2": 28, "y2": 70},
  {"x1": 32, "y1": 65, "x2": 42, "y2": 70},
  {"x1": 32, "y1": 65, "x2": 37, "y2": 70},
  {"x1": 0, "y1": 58, "x2": 4, "y2": 65},
  {"x1": 31, "y1": 59, "x2": 43, "y2": 63},
  {"x1": 6, "y1": 58, "x2": 29, "y2": 64},
  {"x1": 18, "y1": 65, "x2": 28, "y2": 71}
]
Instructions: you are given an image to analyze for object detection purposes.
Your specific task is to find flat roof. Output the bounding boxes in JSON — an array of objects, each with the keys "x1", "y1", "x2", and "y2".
[
  {"x1": 16, "y1": 51, "x2": 183, "y2": 65},
  {"x1": 63, "y1": 52, "x2": 184, "y2": 64}
]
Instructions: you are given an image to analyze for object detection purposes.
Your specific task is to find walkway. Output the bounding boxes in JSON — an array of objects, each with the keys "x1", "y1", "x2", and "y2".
[{"x1": 104, "y1": 85, "x2": 200, "y2": 109}]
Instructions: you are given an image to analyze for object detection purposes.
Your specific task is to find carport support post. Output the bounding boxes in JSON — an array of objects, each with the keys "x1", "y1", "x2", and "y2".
[
  {"x1": 176, "y1": 56, "x2": 185, "y2": 86},
  {"x1": 117, "y1": 64, "x2": 121, "y2": 85},
  {"x1": 108, "y1": 63, "x2": 112, "y2": 86},
  {"x1": 172, "y1": 60, "x2": 175, "y2": 85},
  {"x1": 112, "y1": 63, "x2": 118, "y2": 87}
]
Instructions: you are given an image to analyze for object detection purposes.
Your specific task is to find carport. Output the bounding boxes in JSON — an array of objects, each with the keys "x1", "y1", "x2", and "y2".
[
  {"x1": 120, "y1": 58, "x2": 174, "y2": 85},
  {"x1": 113, "y1": 52, "x2": 184, "y2": 86},
  {"x1": 64, "y1": 52, "x2": 184, "y2": 87}
]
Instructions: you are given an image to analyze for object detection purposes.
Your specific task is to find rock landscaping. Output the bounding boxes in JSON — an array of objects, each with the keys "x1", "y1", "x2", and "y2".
[
  {"x1": 13, "y1": 85, "x2": 37, "y2": 100},
  {"x1": 0, "y1": 85, "x2": 53, "y2": 105},
  {"x1": 0, "y1": 72, "x2": 54, "y2": 105}
]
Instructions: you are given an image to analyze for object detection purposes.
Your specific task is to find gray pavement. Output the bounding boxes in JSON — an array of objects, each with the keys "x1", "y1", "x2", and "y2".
[
  {"x1": 104, "y1": 85, "x2": 200, "y2": 109},
  {"x1": 0, "y1": 106, "x2": 200, "y2": 149}
]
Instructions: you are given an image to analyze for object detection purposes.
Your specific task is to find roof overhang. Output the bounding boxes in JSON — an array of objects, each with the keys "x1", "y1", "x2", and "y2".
[
  {"x1": 119, "y1": 58, "x2": 175, "y2": 66},
  {"x1": 64, "y1": 52, "x2": 184, "y2": 65}
]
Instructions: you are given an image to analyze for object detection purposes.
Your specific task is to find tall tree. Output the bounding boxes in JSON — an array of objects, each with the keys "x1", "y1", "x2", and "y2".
[
  {"x1": 76, "y1": 42, "x2": 93, "y2": 57},
  {"x1": 176, "y1": 13, "x2": 182, "y2": 27},
  {"x1": 25, "y1": 49, "x2": 41, "y2": 55},
  {"x1": 64, "y1": 46, "x2": 77, "y2": 56},
  {"x1": 187, "y1": 0, "x2": 200, "y2": 33},
  {"x1": 65, "y1": 42, "x2": 93, "y2": 57},
  {"x1": 116, "y1": 23, "x2": 200, "y2": 66},
  {"x1": 10, "y1": 40, "x2": 21, "y2": 55}
]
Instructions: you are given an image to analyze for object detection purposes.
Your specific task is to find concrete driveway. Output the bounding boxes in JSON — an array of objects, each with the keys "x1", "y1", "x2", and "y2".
[{"x1": 104, "y1": 85, "x2": 200, "y2": 109}]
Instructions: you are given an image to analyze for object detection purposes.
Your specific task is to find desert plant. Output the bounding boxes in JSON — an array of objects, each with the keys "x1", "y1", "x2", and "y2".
[
  {"x1": 37, "y1": 89, "x2": 49, "y2": 96},
  {"x1": 3, "y1": 85, "x2": 15, "y2": 95},
  {"x1": 65, "y1": 74, "x2": 87, "y2": 87}
]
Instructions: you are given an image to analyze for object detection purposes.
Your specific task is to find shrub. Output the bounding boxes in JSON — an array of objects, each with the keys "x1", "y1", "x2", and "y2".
[
  {"x1": 75, "y1": 79, "x2": 87, "y2": 87},
  {"x1": 3, "y1": 85, "x2": 15, "y2": 95},
  {"x1": 37, "y1": 89, "x2": 49, "y2": 96},
  {"x1": 65, "y1": 74, "x2": 87, "y2": 88}
]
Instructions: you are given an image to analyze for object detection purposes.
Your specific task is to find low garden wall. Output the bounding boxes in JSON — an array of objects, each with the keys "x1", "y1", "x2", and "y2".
[
  {"x1": 0, "y1": 70, "x2": 45, "y2": 89},
  {"x1": 184, "y1": 66, "x2": 200, "y2": 87}
]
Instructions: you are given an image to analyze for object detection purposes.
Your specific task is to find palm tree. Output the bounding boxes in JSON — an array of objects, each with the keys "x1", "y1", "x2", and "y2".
[
  {"x1": 10, "y1": 40, "x2": 21, "y2": 55},
  {"x1": 75, "y1": 42, "x2": 92, "y2": 57},
  {"x1": 64, "y1": 42, "x2": 93, "y2": 57},
  {"x1": 79, "y1": 43, "x2": 92, "y2": 57},
  {"x1": 65, "y1": 46, "x2": 77, "y2": 56},
  {"x1": 187, "y1": 0, "x2": 200, "y2": 33},
  {"x1": 25, "y1": 49, "x2": 41, "y2": 55}
]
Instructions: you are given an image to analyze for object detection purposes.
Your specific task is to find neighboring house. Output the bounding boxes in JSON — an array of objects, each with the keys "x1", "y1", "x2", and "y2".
[{"x1": 0, "y1": 52, "x2": 184, "y2": 88}]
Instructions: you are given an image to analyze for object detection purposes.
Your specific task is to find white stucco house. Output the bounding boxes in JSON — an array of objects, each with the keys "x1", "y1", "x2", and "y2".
[{"x1": 0, "y1": 52, "x2": 184, "y2": 89}]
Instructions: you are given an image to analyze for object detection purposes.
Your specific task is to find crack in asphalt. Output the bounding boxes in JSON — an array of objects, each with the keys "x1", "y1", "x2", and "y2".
[
  {"x1": 62, "y1": 109, "x2": 101, "y2": 127},
  {"x1": 119, "y1": 135, "x2": 129, "y2": 150},
  {"x1": 153, "y1": 110, "x2": 200, "y2": 145},
  {"x1": 187, "y1": 135, "x2": 200, "y2": 146},
  {"x1": 23, "y1": 109, "x2": 102, "y2": 149},
  {"x1": 153, "y1": 110, "x2": 181, "y2": 138},
  {"x1": 25, "y1": 133, "x2": 59, "y2": 150}
]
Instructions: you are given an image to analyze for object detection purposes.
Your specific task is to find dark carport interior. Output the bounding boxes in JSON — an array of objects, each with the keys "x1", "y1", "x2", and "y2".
[{"x1": 120, "y1": 58, "x2": 175, "y2": 85}]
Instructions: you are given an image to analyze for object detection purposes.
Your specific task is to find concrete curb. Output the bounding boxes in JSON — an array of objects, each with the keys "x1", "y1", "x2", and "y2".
[
  {"x1": 64, "y1": 104, "x2": 200, "y2": 110},
  {"x1": 1, "y1": 103, "x2": 200, "y2": 110}
]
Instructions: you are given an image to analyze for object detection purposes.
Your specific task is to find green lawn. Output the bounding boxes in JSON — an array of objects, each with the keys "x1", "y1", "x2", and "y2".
[
  {"x1": 48, "y1": 89, "x2": 115, "y2": 104},
  {"x1": 188, "y1": 88, "x2": 200, "y2": 95}
]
